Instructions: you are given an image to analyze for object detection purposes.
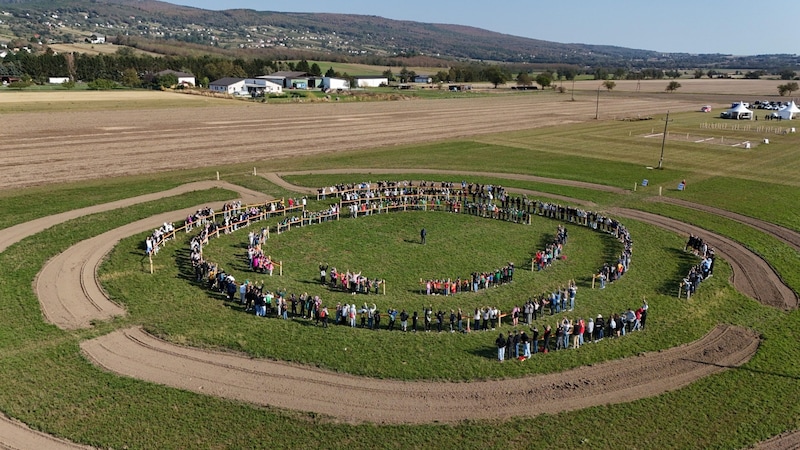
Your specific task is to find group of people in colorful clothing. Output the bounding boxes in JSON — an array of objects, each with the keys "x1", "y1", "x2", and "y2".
[
  {"x1": 421, "y1": 263, "x2": 515, "y2": 296},
  {"x1": 494, "y1": 299, "x2": 649, "y2": 362},
  {"x1": 318, "y1": 264, "x2": 383, "y2": 295}
]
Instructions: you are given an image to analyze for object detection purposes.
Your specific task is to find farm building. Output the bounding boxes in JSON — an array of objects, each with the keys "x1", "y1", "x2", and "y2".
[
  {"x1": 244, "y1": 78, "x2": 283, "y2": 95},
  {"x1": 209, "y1": 77, "x2": 246, "y2": 95},
  {"x1": 156, "y1": 70, "x2": 196, "y2": 87},
  {"x1": 448, "y1": 84, "x2": 473, "y2": 91},
  {"x1": 260, "y1": 71, "x2": 310, "y2": 89},
  {"x1": 413, "y1": 75, "x2": 432, "y2": 83},
  {"x1": 353, "y1": 76, "x2": 388, "y2": 88},
  {"x1": 319, "y1": 77, "x2": 350, "y2": 90}
]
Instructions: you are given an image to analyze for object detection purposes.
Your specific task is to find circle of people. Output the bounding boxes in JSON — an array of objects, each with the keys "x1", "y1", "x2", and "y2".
[{"x1": 168, "y1": 179, "x2": 656, "y2": 363}]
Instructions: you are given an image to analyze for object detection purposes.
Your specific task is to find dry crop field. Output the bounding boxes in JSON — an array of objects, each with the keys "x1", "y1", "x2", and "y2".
[{"x1": 0, "y1": 88, "x2": 707, "y2": 189}]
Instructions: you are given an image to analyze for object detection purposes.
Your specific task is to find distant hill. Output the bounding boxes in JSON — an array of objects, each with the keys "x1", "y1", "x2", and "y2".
[{"x1": 0, "y1": 0, "x2": 797, "y2": 70}]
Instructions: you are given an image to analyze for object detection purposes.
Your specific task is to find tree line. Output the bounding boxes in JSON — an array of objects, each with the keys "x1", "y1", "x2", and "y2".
[
  {"x1": 0, "y1": 48, "x2": 554, "y2": 88},
  {"x1": 4, "y1": 47, "x2": 797, "y2": 93}
]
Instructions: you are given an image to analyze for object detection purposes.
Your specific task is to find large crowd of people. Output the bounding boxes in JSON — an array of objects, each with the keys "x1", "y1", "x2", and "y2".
[
  {"x1": 191, "y1": 247, "x2": 650, "y2": 365},
  {"x1": 167, "y1": 179, "x2": 654, "y2": 364}
]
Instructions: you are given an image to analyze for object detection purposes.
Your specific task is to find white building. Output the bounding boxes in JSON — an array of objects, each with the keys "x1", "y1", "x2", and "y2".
[
  {"x1": 260, "y1": 71, "x2": 310, "y2": 89},
  {"x1": 320, "y1": 77, "x2": 350, "y2": 90},
  {"x1": 209, "y1": 77, "x2": 246, "y2": 95},
  {"x1": 353, "y1": 76, "x2": 388, "y2": 88},
  {"x1": 48, "y1": 77, "x2": 70, "y2": 84},
  {"x1": 244, "y1": 78, "x2": 283, "y2": 95}
]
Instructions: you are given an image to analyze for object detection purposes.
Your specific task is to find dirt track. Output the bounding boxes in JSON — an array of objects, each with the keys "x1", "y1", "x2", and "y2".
[
  {"x1": 33, "y1": 181, "x2": 269, "y2": 330},
  {"x1": 753, "y1": 430, "x2": 800, "y2": 450},
  {"x1": 21, "y1": 173, "x2": 785, "y2": 426},
  {"x1": 0, "y1": 173, "x2": 786, "y2": 446},
  {"x1": 610, "y1": 208, "x2": 798, "y2": 310},
  {"x1": 81, "y1": 324, "x2": 758, "y2": 424},
  {"x1": 651, "y1": 197, "x2": 800, "y2": 254}
]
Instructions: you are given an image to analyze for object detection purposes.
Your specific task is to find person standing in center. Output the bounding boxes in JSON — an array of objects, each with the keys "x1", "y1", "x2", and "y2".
[{"x1": 420, "y1": 227, "x2": 427, "y2": 244}]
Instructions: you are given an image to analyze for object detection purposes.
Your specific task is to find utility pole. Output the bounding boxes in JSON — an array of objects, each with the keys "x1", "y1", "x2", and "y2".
[
  {"x1": 571, "y1": 78, "x2": 575, "y2": 101},
  {"x1": 658, "y1": 111, "x2": 673, "y2": 169},
  {"x1": 594, "y1": 87, "x2": 600, "y2": 119}
]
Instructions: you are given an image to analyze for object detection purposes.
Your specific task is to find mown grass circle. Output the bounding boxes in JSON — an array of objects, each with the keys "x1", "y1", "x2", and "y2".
[{"x1": 95, "y1": 199, "x2": 717, "y2": 382}]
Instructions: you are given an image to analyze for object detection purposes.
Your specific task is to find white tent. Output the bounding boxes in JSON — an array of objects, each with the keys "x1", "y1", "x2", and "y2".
[
  {"x1": 778, "y1": 101, "x2": 800, "y2": 120},
  {"x1": 722, "y1": 102, "x2": 753, "y2": 120}
]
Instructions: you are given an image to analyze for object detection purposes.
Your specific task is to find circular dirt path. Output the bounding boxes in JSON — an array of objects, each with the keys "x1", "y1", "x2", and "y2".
[
  {"x1": 37, "y1": 176, "x2": 775, "y2": 422},
  {"x1": 32, "y1": 181, "x2": 270, "y2": 330},
  {"x1": 0, "y1": 172, "x2": 791, "y2": 446},
  {"x1": 752, "y1": 430, "x2": 800, "y2": 450},
  {"x1": 609, "y1": 208, "x2": 798, "y2": 310},
  {"x1": 267, "y1": 169, "x2": 628, "y2": 193},
  {"x1": 650, "y1": 197, "x2": 800, "y2": 254},
  {"x1": 0, "y1": 413, "x2": 94, "y2": 450},
  {"x1": 0, "y1": 181, "x2": 265, "y2": 255},
  {"x1": 80, "y1": 324, "x2": 758, "y2": 424},
  {"x1": 263, "y1": 169, "x2": 624, "y2": 208}
]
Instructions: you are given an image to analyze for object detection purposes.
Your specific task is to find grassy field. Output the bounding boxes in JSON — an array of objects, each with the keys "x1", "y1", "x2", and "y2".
[
  {"x1": 47, "y1": 42, "x2": 163, "y2": 57},
  {"x1": 0, "y1": 91, "x2": 799, "y2": 448}
]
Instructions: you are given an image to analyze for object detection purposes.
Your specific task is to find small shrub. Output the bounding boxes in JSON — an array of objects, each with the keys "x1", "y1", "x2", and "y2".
[{"x1": 87, "y1": 79, "x2": 119, "y2": 90}]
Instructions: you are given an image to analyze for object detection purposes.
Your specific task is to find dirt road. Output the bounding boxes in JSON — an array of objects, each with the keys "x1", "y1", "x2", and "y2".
[{"x1": 81, "y1": 324, "x2": 758, "y2": 424}]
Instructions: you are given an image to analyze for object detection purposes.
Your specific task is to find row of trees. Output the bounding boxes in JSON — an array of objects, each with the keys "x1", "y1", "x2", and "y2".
[
  {"x1": 3, "y1": 48, "x2": 797, "y2": 94},
  {"x1": 0, "y1": 48, "x2": 537, "y2": 88},
  {"x1": 0, "y1": 49, "x2": 338, "y2": 87},
  {"x1": 594, "y1": 67, "x2": 798, "y2": 82}
]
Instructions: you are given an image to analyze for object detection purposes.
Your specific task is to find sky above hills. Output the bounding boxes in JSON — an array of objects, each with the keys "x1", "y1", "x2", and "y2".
[{"x1": 170, "y1": 0, "x2": 798, "y2": 56}]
